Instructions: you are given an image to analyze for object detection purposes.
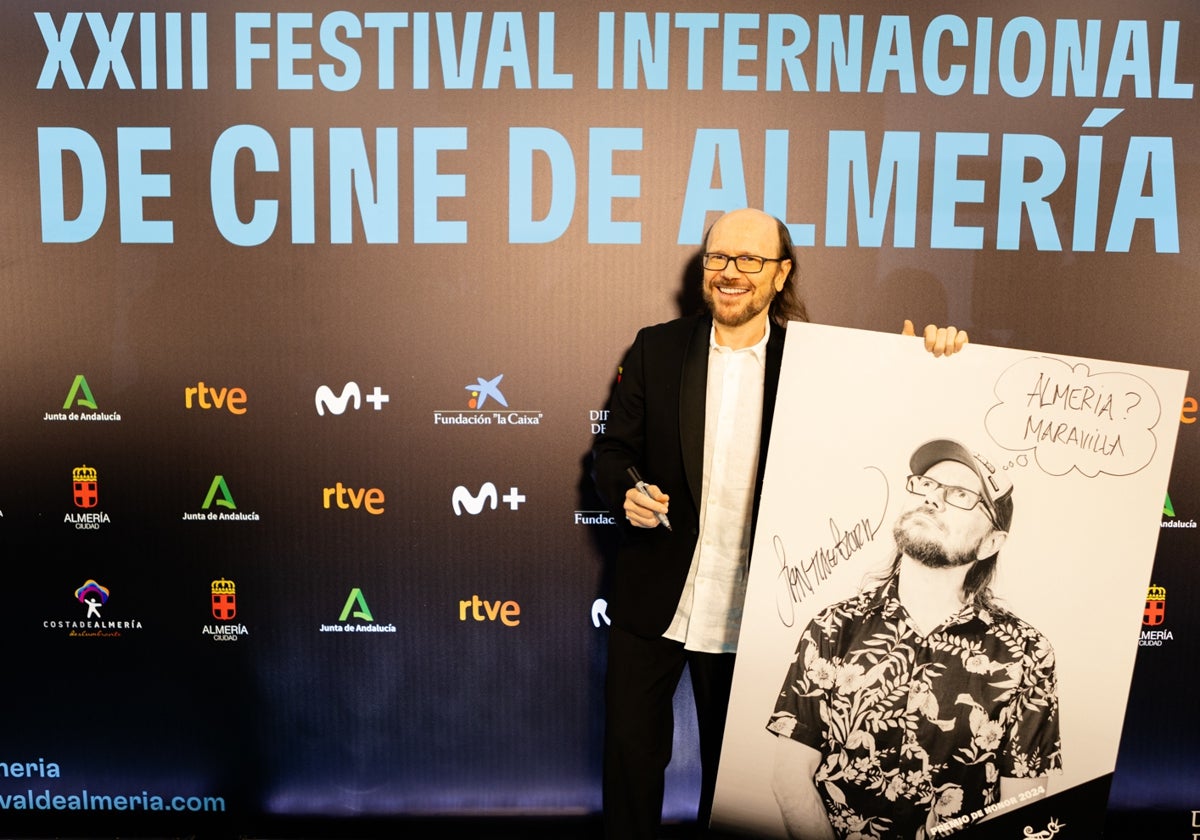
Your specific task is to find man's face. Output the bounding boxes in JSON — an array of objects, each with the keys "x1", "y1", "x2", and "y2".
[
  {"x1": 702, "y1": 210, "x2": 792, "y2": 330},
  {"x1": 893, "y1": 460, "x2": 1002, "y2": 568}
]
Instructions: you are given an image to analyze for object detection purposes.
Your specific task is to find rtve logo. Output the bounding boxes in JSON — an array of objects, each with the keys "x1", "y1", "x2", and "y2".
[
  {"x1": 459, "y1": 595, "x2": 520, "y2": 627},
  {"x1": 185, "y1": 382, "x2": 246, "y2": 414},
  {"x1": 315, "y1": 382, "x2": 390, "y2": 415},
  {"x1": 323, "y1": 482, "x2": 385, "y2": 514},
  {"x1": 452, "y1": 482, "x2": 525, "y2": 515}
]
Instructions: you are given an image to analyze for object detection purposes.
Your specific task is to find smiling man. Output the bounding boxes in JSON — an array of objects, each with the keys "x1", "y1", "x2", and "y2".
[
  {"x1": 591, "y1": 207, "x2": 968, "y2": 840},
  {"x1": 767, "y1": 439, "x2": 1063, "y2": 840}
]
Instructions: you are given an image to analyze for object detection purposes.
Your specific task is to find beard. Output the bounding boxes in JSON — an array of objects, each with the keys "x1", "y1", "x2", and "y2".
[
  {"x1": 702, "y1": 280, "x2": 776, "y2": 328},
  {"x1": 893, "y1": 511, "x2": 980, "y2": 569}
]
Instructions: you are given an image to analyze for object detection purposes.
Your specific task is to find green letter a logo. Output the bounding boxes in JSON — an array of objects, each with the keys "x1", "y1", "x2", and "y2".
[
  {"x1": 339, "y1": 588, "x2": 374, "y2": 622},
  {"x1": 202, "y1": 475, "x2": 237, "y2": 510},
  {"x1": 63, "y1": 375, "x2": 98, "y2": 410}
]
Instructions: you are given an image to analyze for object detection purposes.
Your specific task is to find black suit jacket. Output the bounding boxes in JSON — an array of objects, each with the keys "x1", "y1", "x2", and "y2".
[{"x1": 592, "y1": 313, "x2": 786, "y2": 638}]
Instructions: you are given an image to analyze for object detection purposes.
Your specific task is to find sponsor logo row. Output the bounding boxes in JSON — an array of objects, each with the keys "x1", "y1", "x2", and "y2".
[
  {"x1": 38, "y1": 577, "x2": 1174, "y2": 645},
  {"x1": 56, "y1": 463, "x2": 1183, "y2": 528},
  {"x1": 56, "y1": 466, "x2": 616, "y2": 526},
  {"x1": 41, "y1": 375, "x2": 1200, "y2": 428},
  {"x1": 43, "y1": 579, "x2": 530, "y2": 642},
  {"x1": 43, "y1": 374, "x2": 560, "y2": 426}
]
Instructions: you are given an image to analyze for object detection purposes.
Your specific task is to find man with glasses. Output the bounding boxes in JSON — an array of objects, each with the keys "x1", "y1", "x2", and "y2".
[
  {"x1": 767, "y1": 438, "x2": 1062, "y2": 840},
  {"x1": 592, "y1": 207, "x2": 967, "y2": 839}
]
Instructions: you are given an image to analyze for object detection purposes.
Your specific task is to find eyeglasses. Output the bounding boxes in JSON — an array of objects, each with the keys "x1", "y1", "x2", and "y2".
[
  {"x1": 906, "y1": 474, "x2": 996, "y2": 524},
  {"x1": 701, "y1": 253, "x2": 783, "y2": 274}
]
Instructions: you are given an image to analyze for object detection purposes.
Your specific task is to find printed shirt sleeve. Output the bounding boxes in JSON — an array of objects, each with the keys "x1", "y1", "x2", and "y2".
[
  {"x1": 766, "y1": 619, "x2": 830, "y2": 751},
  {"x1": 999, "y1": 623, "x2": 1063, "y2": 778}
]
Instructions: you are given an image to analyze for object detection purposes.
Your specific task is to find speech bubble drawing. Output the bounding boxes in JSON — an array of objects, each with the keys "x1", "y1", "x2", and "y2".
[{"x1": 984, "y1": 356, "x2": 1161, "y2": 478}]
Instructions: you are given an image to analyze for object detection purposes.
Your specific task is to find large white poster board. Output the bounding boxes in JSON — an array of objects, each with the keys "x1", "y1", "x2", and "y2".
[{"x1": 712, "y1": 323, "x2": 1187, "y2": 839}]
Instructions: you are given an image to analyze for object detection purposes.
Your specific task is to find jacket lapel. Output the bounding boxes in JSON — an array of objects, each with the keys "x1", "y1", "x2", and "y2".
[{"x1": 678, "y1": 316, "x2": 710, "y2": 509}]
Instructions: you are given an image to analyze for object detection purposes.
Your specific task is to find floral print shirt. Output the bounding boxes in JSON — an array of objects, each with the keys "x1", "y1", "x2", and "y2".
[{"x1": 767, "y1": 574, "x2": 1061, "y2": 839}]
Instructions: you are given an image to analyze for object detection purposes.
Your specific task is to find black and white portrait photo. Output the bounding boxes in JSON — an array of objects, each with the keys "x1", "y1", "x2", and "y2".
[{"x1": 711, "y1": 324, "x2": 1185, "y2": 840}]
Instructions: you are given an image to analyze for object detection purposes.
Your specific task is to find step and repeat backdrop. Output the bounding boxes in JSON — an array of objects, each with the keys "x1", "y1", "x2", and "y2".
[{"x1": 1, "y1": 0, "x2": 1196, "y2": 835}]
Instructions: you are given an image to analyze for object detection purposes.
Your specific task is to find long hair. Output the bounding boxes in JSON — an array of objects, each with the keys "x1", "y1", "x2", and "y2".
[
  {"x1": 768, "y1": 216, "x2": 809, "y2": 327},
  {"x1": 870, "y1": 552, "x2": 999, "y2": 612}
]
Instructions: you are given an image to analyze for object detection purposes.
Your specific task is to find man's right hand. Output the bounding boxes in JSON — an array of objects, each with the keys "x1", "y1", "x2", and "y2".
[{"x1": 624, "y1": 484, "x2": 669, "y2": 528}]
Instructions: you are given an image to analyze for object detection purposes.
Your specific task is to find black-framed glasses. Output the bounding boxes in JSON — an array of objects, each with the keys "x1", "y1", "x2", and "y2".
[
  {"x1": 701, "y1": 253, "x2": 782, "y2": 274},
  {"x1": 906, "y1": 474, "x2": 996, "y2": 524}
]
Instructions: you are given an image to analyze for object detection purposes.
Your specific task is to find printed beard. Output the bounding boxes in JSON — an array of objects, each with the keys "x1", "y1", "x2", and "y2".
[{"x1": 893, "y1": 520, "x2": 978, "y2": 569}]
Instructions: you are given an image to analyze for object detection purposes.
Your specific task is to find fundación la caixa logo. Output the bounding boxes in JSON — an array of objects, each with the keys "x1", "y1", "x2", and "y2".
[
  {"x1": 202, "y1": 578, "x2": 249, "y2": 642},
  {"x1": 314, "y1": 381, "x2": 390, "y2": 415},
  {"x1": 45, "y1": 375, "x2": 122, "y2": 422},
  {"x1": 66, "y1": 464, "x2": 111, "y2": 530},
  {"x1": 182, "y1": 475, "x2": 260, "y2": 523},
  {"x1": 434, "y1": 373, "x2": 543, "y2": 426}
]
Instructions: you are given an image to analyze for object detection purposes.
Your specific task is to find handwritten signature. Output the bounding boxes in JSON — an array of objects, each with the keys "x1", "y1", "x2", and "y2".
[{"x1": 773, "y1": 466, "x2": 888, "y2": 627}]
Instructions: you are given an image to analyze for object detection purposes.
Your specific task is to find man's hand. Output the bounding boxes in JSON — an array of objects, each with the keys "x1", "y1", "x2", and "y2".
[
  {"x1": 624, "y1": 483, "x2": 669, "y2": 528},
  {"x1": 903, "y1": 319, "x2": 968, "y2": 357}
]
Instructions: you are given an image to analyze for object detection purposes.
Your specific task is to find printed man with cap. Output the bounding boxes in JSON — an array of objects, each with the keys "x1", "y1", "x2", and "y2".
[{"x1": 766, "y1": 439, "x2": 1062, "y2": 840}]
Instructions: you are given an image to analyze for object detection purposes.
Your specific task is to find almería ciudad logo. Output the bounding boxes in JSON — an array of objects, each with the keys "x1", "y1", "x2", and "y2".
[
  {"x1": 202, "y1": 578, "x2": 249, "y2": 642},
  {"x1": 66, "y1": 464, "x2": 110, "y2": 529}
]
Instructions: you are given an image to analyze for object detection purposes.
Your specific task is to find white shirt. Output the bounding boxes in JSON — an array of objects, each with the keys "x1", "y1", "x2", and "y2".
[{"x1": 663, "y1": 323, "x2": 769, "y2": 653}]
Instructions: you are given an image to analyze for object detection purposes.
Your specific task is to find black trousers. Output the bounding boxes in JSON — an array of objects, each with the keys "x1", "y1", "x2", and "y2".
[{"x1": 603, "y1": 624, "x2": 737, "y2": 840}]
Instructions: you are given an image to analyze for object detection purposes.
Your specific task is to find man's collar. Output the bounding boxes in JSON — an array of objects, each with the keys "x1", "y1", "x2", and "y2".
[{"x1": 709, "y1": 320, "x2": 770, "y2": 362}]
